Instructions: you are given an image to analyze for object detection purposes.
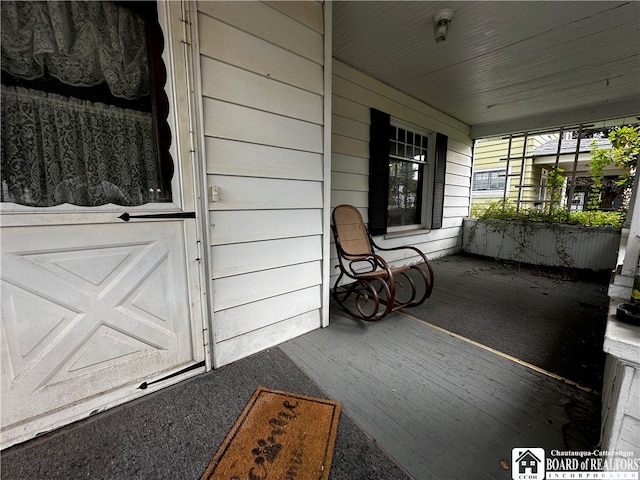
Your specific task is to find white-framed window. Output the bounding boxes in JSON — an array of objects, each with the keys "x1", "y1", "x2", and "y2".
[
  {"x1": 387, "y1": 121, "x2": 434, "y2": 229},
  {"x1": 472, "y1": 169, "x2": 506, "y2": 192}
]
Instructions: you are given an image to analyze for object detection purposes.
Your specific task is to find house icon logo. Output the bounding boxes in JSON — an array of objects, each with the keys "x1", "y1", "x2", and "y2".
[{"x1": 511, "y1": 448, "x2": 545, "y2": 480}]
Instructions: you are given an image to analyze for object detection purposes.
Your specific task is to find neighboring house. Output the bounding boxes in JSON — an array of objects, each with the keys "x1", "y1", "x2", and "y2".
[
  {"x1": 532, "y1": 137, "x2": 621, "y2": 211},
  {"x1": 0, "y1": 1, "x2": 471, "y2": 448},
  {"x1": 472, "y1": 134, "x2": 555, "y2": 210},
  {"x1": 471, "y1": 134, "x2": 620, "y2": 212}
]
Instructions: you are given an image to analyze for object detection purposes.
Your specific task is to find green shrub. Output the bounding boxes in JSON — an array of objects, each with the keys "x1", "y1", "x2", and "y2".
[
  {"x1": 566, "y1": 210, "x2": 624, "y2": 227},
  {"x1": 470, "y1": 199, "x2": 624, "y2": 228}
]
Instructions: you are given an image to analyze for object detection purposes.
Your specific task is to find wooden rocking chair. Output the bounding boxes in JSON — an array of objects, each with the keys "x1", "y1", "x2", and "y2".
[{"x1": 331, "y1": 204, "x2": 434, "y2": 321}]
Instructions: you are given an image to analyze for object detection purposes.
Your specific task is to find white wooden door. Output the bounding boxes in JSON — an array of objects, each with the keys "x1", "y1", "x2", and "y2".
[
  {"x1": 0, "y1": 215, "x2": 204, "y2": 448},
  {"x1": 0, "y1": 0, "x2": 209, "y2": 449}
]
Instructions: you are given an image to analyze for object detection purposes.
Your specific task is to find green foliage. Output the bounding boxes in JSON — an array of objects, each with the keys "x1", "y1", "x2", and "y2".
[
  {"x1": 546, "y1": 166, "x2": 565, "y2": 214},
  {"x1": 610, "y1": 126, "x2": 640, "y2": 197},
  {"x1": 470, "y1": 199, "x2": 623, "y2": 228},
  {"x1": 473, "y1": 199, "x2": 517, "y2": 219},
  {"x1": 568, "y1": 210, "x2": 625, "y2": 227},
  {"x1": 588, "y1": 139, "x2": 610, "y2": 210},
  {"x1": 588, "y1": 125, "x2": 640, "y2": 210}
]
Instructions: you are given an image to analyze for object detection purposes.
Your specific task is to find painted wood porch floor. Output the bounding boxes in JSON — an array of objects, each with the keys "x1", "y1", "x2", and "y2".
[{"x1": 280, "y1": 307, "x2": 600, "y2": 480}]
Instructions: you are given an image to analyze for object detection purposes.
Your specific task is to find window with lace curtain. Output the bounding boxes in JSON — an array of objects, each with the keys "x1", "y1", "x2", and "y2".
[{"x1": 1, "y1": 0, "x2": 173, "y2": 207}]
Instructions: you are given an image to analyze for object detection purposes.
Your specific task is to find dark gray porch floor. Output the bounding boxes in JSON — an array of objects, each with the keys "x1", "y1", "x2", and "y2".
[
  {"x1": 279, "y1": 253, "x2": 605, "y2": 479},
  {"x1": 280, "y1": 308, "x2": 600, "y2": 480},
  {"x1": 1, "y1": 254, "x2": 605, "y2": 479}
]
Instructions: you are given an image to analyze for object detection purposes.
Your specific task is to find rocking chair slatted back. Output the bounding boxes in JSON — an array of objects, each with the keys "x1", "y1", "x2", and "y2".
[{"x1": 332, "y1": 205, "x2": 372, "y2": 259}]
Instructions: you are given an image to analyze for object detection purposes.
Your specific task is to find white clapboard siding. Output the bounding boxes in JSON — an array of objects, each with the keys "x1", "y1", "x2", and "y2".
[
  {"x1": 330, "y1": 61, "x2": 473, "y2": 269},
  {"x1": 329, "y1": 227, "x2": 461, "y2": 265},
  {"x1": 198, "y1": 15, "x2": 322, "y2": 95},
  {"x1": 333, "y1": 95, "x2": 370, "y2": 123},
  {"x1": 267, "y1": 2, "x2": 323, "y2": 33},
  {"x1": 203, "y1": 99, "x2": 323, "y2": 153},
  {"x1": 214, "y1": 310, "x2": 320, "y2": 367},
  {"x1": 201, "y1": 58, "x2": 323, "y2": 124},
  {"x1": 213, "y1": 262, "x2": 322, "y2": 312},
  {"x1": 331, "y1": 171, "x2": 368, "y2": 192},
  {"x1": 198, "y1": 2, "x2": 323, "y2": 64},
  {"x1": 446, "y1": 185, "x2": 472, "y2": 200},
  {"x1": 332, "y1": 114, "x2": 368, "y2": 141},
  {"x1": 377, "y1": 227, "x2": 461, "y2": 250},
  {"x1": 331, "y1": 190, "x2": 368, "y2": 209},
  {"x1": 446, "y1": 160, "x2": 472, "y2": 178},
  {"x1": 333, "y1": 66, "x2": 469, "y2": 143},
  {"x1": 442, "y1": 216, "x2": 465, "y2": 229},
  {"x1": 212, "y1": 236, "x2": 322, "y2": 279},
  {"x1": 445, "y1": 196, "x2": 472, "y2": 208},
  {"x1": 447, "y1": 172, "x2": 472, "y2": 188},
  {"x1": 197, "y1": 1, "x2": 325, "y2": 367},
  {"x1": 448, "y1": 138, "x2": 473, "y2": 157},
  {"x1": 332, "y1": 153, "x2": 368, "y2": 175},
  {"x1": 445, "y1": 206, "x2": 471, "y2": 219},
  {"x1": 211, "y1": 209, "x2": 322, "y2": 246},
  {"x1": 329, "y1": 240, "x2": 462, "y2": 287},
  {"x1": 448, "y1": 149, "x2": 474, "y2": 166},
  {"x1": 208, "y1": 176, "x2": 322, "y2": 211},
  {"x1": 328, "y1": 221, "x2": 461, "y2": 264},
  {"x1": 332, "y1": 134, "x2": 368, "y2": 158},
  {"x1": 213, "y1": 286, "x2": 321, "y2": 342},
  {"x1": 205, "y1": 138, "x2": 322, "y2": 181}
]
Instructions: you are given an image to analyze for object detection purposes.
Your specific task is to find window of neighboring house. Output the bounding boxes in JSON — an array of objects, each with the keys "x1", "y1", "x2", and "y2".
[
  {"x1": 368, "y1": 108, "x2": 448, "y2": 236},
  {"x1": 1, "y1": 0, "x2": 173, "y2": 207},
  {"x1": 472, "y1": 169, "x2": 506, "y2": 192}
]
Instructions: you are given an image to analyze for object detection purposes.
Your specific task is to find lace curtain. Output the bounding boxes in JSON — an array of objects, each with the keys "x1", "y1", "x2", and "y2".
[
  {"x1": 1, "y1": 85, "x2": 158, "y2": 207},
  {"x1": 1, "y1": 1, "x2": 149, "y2": 99},
  {"x1": 1, "y1": 1, "x2": 164, "y2": 207}
]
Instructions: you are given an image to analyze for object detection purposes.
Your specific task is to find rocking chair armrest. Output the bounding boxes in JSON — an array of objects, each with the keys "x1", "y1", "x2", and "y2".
[
  {"x1": 370, "y1": 240, "x2": 430, "y2": 264},
  {"x1": 343, "y1": 252, "x2": 394, "y2": 279}
]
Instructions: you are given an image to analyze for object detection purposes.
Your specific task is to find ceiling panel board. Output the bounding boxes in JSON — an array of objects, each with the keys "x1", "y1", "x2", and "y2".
[{"x1": 332, "y1": 1, "x2": 640, "y2": 136}]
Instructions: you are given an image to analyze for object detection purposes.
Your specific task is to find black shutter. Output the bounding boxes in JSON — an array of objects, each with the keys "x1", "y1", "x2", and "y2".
[
  {"x1": 431, "y1": 133, "x2": 448, "y2": 229},
  {"x1": 369, "y1": 108, "x2": 391, "y2": 236}
]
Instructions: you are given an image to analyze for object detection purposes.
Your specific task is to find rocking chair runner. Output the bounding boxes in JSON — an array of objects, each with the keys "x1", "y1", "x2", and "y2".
[{"x1": 331, "y1": 204, "x2": 434, "y2": 321}]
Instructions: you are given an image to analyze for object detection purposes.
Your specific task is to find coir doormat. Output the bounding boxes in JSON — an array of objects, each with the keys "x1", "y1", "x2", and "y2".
[{"x1": 201, "y1": 386, "x2": 341, "y2": 480}]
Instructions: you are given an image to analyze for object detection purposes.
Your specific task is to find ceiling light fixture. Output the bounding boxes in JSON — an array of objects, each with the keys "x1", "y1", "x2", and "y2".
[{"x1": 433, "y1": 8, "x2": 454, "y2": 43}]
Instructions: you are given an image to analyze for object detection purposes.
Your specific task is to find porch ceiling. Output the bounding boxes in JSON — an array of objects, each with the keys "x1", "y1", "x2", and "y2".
[{"x1": 332, "y1": 1, "x2": 640, "y2": 138}]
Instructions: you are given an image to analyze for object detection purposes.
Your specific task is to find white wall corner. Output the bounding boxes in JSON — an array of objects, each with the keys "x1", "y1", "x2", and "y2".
[{"x1": 322, "y1": 0, "x2": 333, "y2": 328}]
